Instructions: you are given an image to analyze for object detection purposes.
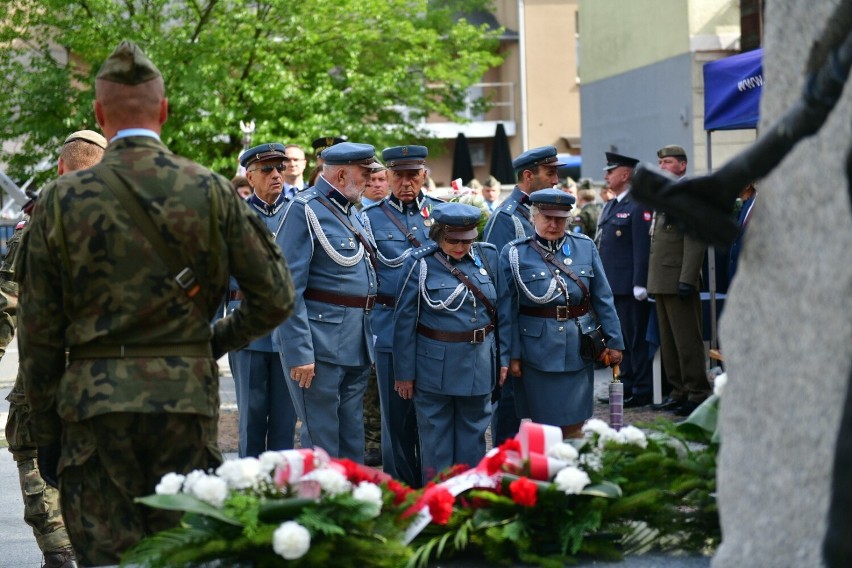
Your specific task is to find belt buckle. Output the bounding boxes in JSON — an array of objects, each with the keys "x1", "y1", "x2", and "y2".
[
  {"x1": 175, "y1": 267, "x2": 197, "y2": 290},
  {"x1": 556, "y1": 305, "x2": 569, "y2": 321},
  {"x1": 365, "y1": 295, "x2": 376, "y2": 312},
  {"x1": 471, "y1": 328, "x2": 485, "y2": 344}
]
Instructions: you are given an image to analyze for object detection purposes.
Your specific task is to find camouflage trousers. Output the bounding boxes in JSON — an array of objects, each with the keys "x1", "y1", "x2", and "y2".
[
  {"x1": 4, "y1": 376, "x2": 72, "y2": 553},
  {"x1": 363, "y1": 365, "x2": 382, "y2": 451},
  {"x1": 59, "y1": 412, "x2": 223, "y2": 566}
]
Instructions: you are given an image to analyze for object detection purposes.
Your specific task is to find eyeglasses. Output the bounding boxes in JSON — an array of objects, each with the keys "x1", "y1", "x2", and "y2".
[
  {"x1": 445, "y1": 237, "x2": 475, "y2": 245},
  {"x1": 249, "y1": 164, "x2": 285, "y2": 174}
]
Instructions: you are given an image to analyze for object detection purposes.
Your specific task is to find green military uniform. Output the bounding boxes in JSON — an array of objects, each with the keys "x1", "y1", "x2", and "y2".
[
  {"x1": 17, "y1": 41, "x2": 295, "y2": 566},
  {"x1": 646, "y1": 211, "x2": 711, "y2": 405},
  {"x1": 2, "y1": 220, "x2": 75, "y2": 563},
  {"x1": 576, "y1": 202, "x2": 602, "y2": 238}
]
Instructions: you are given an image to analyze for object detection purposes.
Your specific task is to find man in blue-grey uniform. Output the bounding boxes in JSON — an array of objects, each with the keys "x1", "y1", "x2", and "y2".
[
  {"x1": 483, "y1": 146, "x2": 565, "y2": 445},
  {"x1": 273, "y1": 142, "x2": 383, "y2": 461},
  {"x1": 361, "y1": 145, "x2": 443, "y2": 486},
  {"x1": 227, "y1": 143, "x2": 297, "y2": 457},
  {"x1": 597, "y1": 152, "x2": 654, "y2": 407}
]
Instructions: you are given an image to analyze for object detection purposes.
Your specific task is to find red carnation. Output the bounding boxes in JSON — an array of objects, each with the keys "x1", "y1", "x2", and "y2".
[
  {"x1": 509, "y1": 476, "x2": 538, "y2": 507},
  {"x1": 427, "y1": 487, "x2": 456, "y2": 525},
  {"x1": 386, "y1": 479, "x2": 414, "y2": 506}
]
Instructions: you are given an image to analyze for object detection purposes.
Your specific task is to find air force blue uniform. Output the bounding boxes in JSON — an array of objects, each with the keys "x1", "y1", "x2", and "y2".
[
  {"x1": 273, "y1": 170, "x2": 379, "y2": 461},
  {"x1": 597, "y1": 189, "x2": 654, "y2": 400},
  {"x1": 229, "y1": 145, "x2": 297, "y2": 458},
  {"x1": 393, "y1": 204, "x2": 498, "y2": 484},
  {"x1": 498, "y1": 232, "x2": 624, "y2": 425},
  {"x1": 361, "y1": 189, "x2": 442, "y2": 486}
]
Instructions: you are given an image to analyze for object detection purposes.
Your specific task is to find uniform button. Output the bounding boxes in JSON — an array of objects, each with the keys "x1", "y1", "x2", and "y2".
[
  {"x1": 318, "y1": 314, "x2": 323, "y2": 319},
  {"x1": 540, "y1": 271, "x2": 546, "y2": 276},
  {"x1": 558, "y1": 326, "x2": 564, "y2": 331},
  {"x1": 411, "y1": 227, "x2": 417, "y2": 231},
  {"x1": 580, "y1": 270, "x2": 586, "y2": 274}
]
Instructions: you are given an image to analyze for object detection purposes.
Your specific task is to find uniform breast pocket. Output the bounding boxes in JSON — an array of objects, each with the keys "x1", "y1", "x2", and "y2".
[
  {"x1": 473, "y1": 271, "x2": 496, "y2": 298},
  {"x1": 325, "y1": 233, "x2": 361, "y2": 273},
  {"x1": 520, "y1": 269, "x2": 553, "y2": 298},
  {"x1": 567, "y1": 264, "x2": 594, "y2": 295},
  {"x1": 375, "y1": 232, "x2": 406, "y2": 259},
  {"x1": 424, "y1": 275, "x2": 457, "y2": 303}
]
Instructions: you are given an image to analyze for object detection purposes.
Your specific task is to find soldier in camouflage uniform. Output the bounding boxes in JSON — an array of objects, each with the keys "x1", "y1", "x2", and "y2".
[
  {"x1": 16, "y1": 41, "x2": 294, "y2": 566},
  {"x1": 4, "y1": 129, "x2": 108, "y2": 568}
]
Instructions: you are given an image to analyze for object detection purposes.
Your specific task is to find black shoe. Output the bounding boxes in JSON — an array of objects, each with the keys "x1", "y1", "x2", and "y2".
[
  {"x1": 675, "y1": 400, "x2": 701, "y2": 417},
  {"x1": 651, "y1": 396, "x2": 684, "y2": 412},
  {"x1": 364, "y1": 449, "x2": 382, "y2": 467},
  {"x1": 43, "y1": 547, "x2": 77, "y2": 568},
  {"x1": 623, "y1": 396, "x2": 652, "y2": 408}
]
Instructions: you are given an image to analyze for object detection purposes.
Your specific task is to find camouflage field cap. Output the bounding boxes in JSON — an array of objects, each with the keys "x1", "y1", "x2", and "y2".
[
  {"x1": 64, "y1": 129, "x2": 107, "y2": 149},
  {"x1": 96, "y1": 40, "x2": 161, "y2": 85}
]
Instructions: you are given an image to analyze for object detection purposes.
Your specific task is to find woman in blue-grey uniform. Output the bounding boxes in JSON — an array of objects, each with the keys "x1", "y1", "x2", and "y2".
[
  {"x1": 393, "y1": 203, "x2": 499, "y2": 484},
  {"x1": 498, "y1": 189, "x2": 624, "y2": 439}
]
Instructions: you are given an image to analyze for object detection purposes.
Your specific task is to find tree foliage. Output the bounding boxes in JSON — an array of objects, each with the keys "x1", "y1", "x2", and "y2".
[{"x1": 0, "y1": 0, "x2": 503, "y2": 183}]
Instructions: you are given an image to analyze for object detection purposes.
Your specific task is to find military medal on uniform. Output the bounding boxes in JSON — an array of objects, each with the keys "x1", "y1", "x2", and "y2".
[
  {"x1": 562, "y1": 242, "x2": 573, "y2": 265},
  {"x1": 421, "y1": 205, "x2": 433, "y2": 227}
]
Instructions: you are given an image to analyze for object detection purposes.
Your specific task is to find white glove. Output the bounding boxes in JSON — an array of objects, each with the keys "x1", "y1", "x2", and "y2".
[{"x1": 633, "y1": 286, "x2": 648, "y2": 301}]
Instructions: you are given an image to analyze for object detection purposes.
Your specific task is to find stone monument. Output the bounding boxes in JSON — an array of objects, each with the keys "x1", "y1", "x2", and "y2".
[{"x1": 713, "y1": 1, "x2": 852, "y2": 566}]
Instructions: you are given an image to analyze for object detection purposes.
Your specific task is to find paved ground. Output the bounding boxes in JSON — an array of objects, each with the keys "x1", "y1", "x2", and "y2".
[{"x1": 0, "y1": 339, "x2": 710, "y2": 567}]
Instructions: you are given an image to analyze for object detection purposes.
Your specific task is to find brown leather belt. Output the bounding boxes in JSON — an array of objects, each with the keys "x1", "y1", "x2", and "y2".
[
  {"x1": 519, "y1": 303, "x2": 589, "y2": 321},
  {"x1": 69, "y1": 342, "x2": 212, "y2": 360},
  {"x1": 417, "y1": 323, "x2": 494, "y2": 344},
  {"x1": 375, "y1": 294, "x2": 396, "y2": 307},
  {"x1": 229, "y1": 290, "x2": 244, "y2": 301},
  {"x1": 304, "y1": 288, "x2": 376, "y2": 312}
]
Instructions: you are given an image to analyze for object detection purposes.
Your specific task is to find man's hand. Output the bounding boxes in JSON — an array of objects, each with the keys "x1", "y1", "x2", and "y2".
[
  {"x1": 290, "y1": 363, "x2": 315, "y2": 388},
  {"x1": 509, "y1": 359, "x2": 522, "y2": 377},
  {"x1": 500, "y1": 366, "x2": 508, "y2": 386},
  {"x1": 395, "y1": 380, "x2": 414, "y2": 400},
  {"x1": 633, "y1": 286, "x2": 648, "y2": 301},
  {"x1": 37, "y1": 443, "x2": 61, "y2": 489},
  {"x1": 677, "y1": 282, "x2": 696, "y2": 299},
  {"x1": 600, "y1": 348, "x2": 623, "y2": 366}
]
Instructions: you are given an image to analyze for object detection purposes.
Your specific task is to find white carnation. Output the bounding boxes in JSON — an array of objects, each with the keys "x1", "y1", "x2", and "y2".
[
  {"x1": 713, "y1": 373, "x2": 728, "y2": 398},
  {"x1": 272, "y1": 521, "x2": 311, "y2": 560},
  {"x1": 190, "y1": 474, "x2": 229, "y2": 508},
  {"x1": 616, "y1": 425, "x2": 648, "y2": 449},
  {"x1": 553, "y1": 466, "x2": 591, "y2": 495},
  {"x1": 303, "y1": 468, "x2": 352, "y2": 495},
  {"x1": 182, "y1": 469, "x2": 208, "y2": 494},
  {"x1": 547, "y1": 442, "x2": 579, "y2": 463},
  {"x1": 155, "y1": 472, "x2": 185, "y2": 495},
  {"x1": 583, "y1": 418, "x2": 618, "y2": 447},
  {"x1": 216, "y1": 458, "x2": 264, "y2": 489},
  {"x1": 352, "y1": 481, "x2": 383, "y2": 517},
  {"x1": 259, "y1": 451, "x2": 286, "y2": 474}
]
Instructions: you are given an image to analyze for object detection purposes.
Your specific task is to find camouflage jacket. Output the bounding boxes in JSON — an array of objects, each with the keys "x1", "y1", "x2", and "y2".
[
  {"x1": 17, "y1": 135, "x2": 294, "y2": 445},
  {"x1": 0, "y1": 218, "x2": 25, "y2": 358}
]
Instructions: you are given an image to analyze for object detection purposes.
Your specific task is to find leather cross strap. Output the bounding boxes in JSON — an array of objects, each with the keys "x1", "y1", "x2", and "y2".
[
  {"x1": 528, "y1": 238, "x2": 591, "y2": 311},
  {"x1": 431, "y1": 251, "x2": 497, "y2": 320},
  {"x1": 314, "y1": 192, "x2": 379, "y2": 276},
  {"x1": 380, "y1": 202, "x2": 423, "y2": 248},
  {"x1": 97, "y1": 168, "x2": 210, "y2": 318}
]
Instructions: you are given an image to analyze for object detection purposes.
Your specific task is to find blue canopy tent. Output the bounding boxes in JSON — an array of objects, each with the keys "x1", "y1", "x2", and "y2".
[{"x1": 702, "y1": 48, "x2": 763, "y2": 351}]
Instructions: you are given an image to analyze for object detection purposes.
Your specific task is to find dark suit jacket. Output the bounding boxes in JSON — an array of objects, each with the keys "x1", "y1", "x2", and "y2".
[{"x1": 597, "y1": 190, "x2": 652, "y2": 296}]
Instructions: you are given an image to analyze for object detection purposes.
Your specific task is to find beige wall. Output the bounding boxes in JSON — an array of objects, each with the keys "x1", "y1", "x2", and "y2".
[
  {"x1": 522, "y1": 0, "x2": 580, "y2": 152},
  {"x1": 580, "y1": 0, "x2": 738, "y2": 84}
]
